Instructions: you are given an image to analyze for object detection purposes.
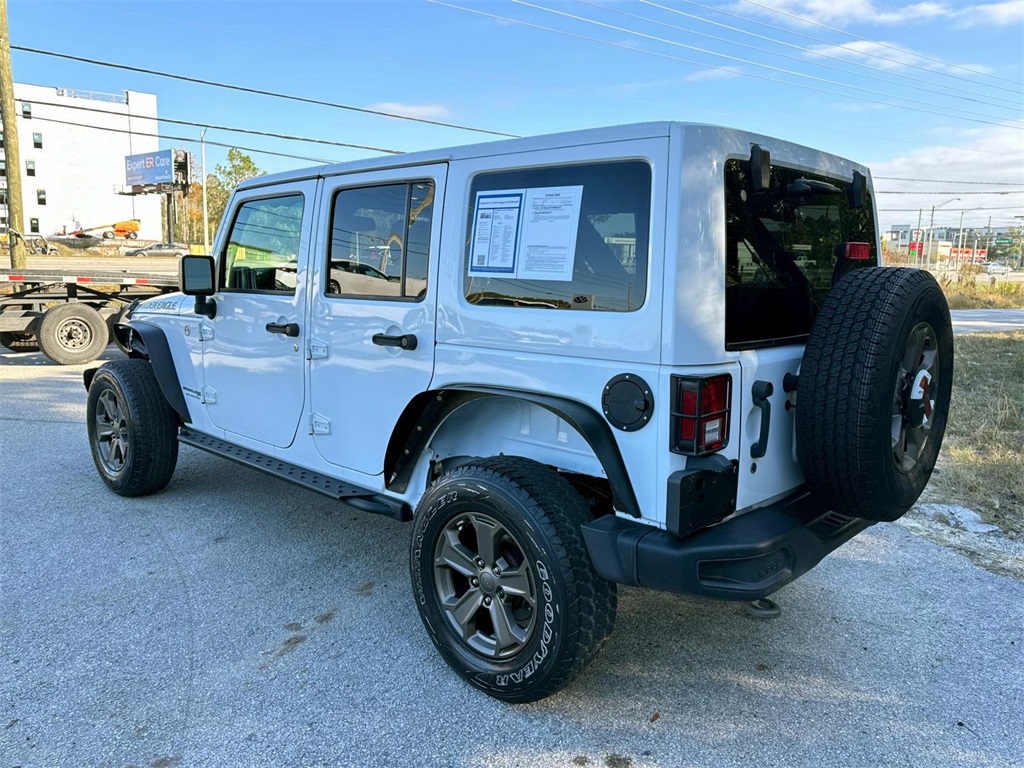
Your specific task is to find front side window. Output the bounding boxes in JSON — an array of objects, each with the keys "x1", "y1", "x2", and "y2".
[
  {"x1": 326, "y1": 180, "x2": 434, "y2": 300},
  {"x1": 464, "y1": 161, "x2": 651, "y2": 312},
  {"x1": 222, "y1": 194, "x2": 304, "y2": 294},
  {"x1": 724, "y1": 159, "x2": 876, "y2": 349}
]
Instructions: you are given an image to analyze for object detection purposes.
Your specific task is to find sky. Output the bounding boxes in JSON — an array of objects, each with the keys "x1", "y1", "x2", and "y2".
[{"x1": 8, "y1": 0, "x2": 1024, "y2": 233}]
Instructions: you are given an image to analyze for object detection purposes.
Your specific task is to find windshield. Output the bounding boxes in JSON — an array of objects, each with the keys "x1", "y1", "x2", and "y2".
[{"x1": 724, "y1": 159, "x2": 877, "y2": 349}]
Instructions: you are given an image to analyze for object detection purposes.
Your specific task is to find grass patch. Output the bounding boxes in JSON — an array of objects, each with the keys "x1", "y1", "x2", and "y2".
[
  {"x1": 920, "y1": 331, "x2": 1024, "y2": 536},
  {"x1": 939, "y1": 270, "x2": 1024, "y2": 309}
]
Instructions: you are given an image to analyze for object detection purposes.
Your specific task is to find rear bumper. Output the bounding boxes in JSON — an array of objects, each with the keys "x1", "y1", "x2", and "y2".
[{"x1": 581, "y1": 491, "x2": 873, "y2": 601}]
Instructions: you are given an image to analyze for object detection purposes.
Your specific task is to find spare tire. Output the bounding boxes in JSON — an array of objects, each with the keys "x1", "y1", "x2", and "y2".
[{"x1": 796, "y1": 268, "x2": 953, "y2": 522}]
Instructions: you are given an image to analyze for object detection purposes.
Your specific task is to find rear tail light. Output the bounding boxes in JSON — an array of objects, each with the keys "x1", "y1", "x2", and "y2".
[
  {"x1": 671, "y1": 374, "x2": 732, "y2": 455},
  {"x1": 844, "y1": 242, "x2": 871, "y2": 260}
]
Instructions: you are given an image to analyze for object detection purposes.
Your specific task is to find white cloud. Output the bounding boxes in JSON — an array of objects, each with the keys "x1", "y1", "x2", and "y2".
[
  {"x1": 731, "y1": 0, "x2": 1023, "y2": 28},
  {"x1": 959, "y1": 0, "x2": 1024, "y2": 27},
  {"x1": 806, "y1": 40, "x2": 993, "y2": 75},
  {"x1": 366, "y1": 102, "x2": 452, "y2": 120},
  {"x1": 868, "y1": 122, "x2": 1024, "y2": 231},
  {"x1": 684, "y1": 66, "x2": 743, "y2": 82}
]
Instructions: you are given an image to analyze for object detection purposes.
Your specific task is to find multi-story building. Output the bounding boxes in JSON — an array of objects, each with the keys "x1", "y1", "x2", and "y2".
[{"x1": 1, "y1": 83, "x2": 162, "y2": 241}]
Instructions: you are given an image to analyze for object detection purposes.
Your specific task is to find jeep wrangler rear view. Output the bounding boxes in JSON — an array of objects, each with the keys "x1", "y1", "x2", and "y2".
[{"x1": 85, "y1": 123, "x2": 953, "y2": 702}]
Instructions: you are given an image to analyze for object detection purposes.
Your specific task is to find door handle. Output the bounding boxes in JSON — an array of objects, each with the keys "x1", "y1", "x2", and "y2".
[
  {"x1": 372, "y1": 333, "x2": 417, "y2": 350},
  {"x1": 750, "y1": 380, "x2": 773, "y2": 459},
  {"x1": 266, "y1": 322, "x2": 300, "y2": 337}
]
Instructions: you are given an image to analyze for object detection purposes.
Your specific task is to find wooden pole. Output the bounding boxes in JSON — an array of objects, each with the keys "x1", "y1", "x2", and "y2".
[{"x1": 0, "y1": 0, "x2": 26, "y2": 269}]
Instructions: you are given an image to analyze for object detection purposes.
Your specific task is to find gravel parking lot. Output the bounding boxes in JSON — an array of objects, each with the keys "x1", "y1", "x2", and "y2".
[{"x1": 1, "y1": 347, "x2": 1022, "y2": 768}]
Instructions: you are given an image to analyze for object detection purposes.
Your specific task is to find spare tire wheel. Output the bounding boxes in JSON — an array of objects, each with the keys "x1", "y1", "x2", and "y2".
[{"x1": 796, "y1": 268, "x2": 953, "y2": 522}]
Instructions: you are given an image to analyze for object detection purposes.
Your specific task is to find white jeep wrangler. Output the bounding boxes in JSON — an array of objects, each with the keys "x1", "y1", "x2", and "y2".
[{"x1": 85, "y1": 123, "x2": 953, "y2": 702}]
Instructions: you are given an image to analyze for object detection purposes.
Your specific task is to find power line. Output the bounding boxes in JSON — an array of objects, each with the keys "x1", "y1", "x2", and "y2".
[
  {"x1": 674, "y1": 0, "x2": 1023, "y2": 96},
  {"x1": 23, "y1": 97, "x2": 403, "y2": 155},
  {"x1": 875, "y1": 177, "x2": 1024, "y2": 185},
  {"x1": 35, "y1": 1, "x2": 1021, "y2": 160},
  {"x1": 513, "y1": 0, "x2": 1016, "y2": 124},
  {"x1": 877, "y1": 205, "x2": 1024, "y2": 211},
  {"x1": 10, "y1": 45, "x2": 520, "y2": 139},
  {"x1": 876, "y1": 190, "x2": 1024, "y2": 195},
  {"x1": 738, "y1": 0, "x2": 1022, "y2": 88},
  {"x1": 440, "y1": 0, "x2": 1018, "y2": 129},
  {"x1": 24, "y1": 114, "x2": 337, "y2": 164},
  {"x1": 634, "y1": 0, "x2": 1023, "y2": 109}
]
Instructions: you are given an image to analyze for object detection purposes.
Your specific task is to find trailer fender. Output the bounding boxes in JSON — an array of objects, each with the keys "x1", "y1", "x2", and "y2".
[{"x1": 83, "y1": 320, "x2": 191, "y2": 424}]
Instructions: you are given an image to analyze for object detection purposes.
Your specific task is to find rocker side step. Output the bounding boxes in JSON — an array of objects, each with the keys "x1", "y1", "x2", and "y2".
[{"x1": 178, "y1": 427, "x2": 411, "y2": 521}]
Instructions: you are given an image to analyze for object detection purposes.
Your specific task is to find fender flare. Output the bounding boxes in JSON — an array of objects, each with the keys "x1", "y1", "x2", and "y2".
[
  {"x1": 83, "y1": 320, "x2": 191, "y2": 423},
  {"x1": 384, "y1": 386, "x2": 641, "y2": 518}
]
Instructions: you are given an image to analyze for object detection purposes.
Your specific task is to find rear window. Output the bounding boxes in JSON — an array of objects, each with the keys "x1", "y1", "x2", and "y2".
[
  {"x1": 724, "y1": 159, "x2": 877, "y2": 349},
  {"x1": 464, "y1": 161, "x2": 651, "y2": 312}
]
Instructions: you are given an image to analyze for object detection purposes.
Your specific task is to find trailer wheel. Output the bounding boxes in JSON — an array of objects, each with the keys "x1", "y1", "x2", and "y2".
[
  {"x1": 0, "y1": 331, "x2": 40, "y2": 353},
  {"x1": 38, "y1": 303, "x2": 108, "y2": 365}
]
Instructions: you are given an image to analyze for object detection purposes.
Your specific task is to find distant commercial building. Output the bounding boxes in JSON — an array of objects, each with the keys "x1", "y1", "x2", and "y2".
[{"x1": 1, "y1": 83, "x2": 162, "y2": 240}]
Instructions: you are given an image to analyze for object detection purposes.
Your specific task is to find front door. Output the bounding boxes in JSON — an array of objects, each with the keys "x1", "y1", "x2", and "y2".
[
  {"x1": 202, "y1": 181, "x2": 319, "y2": 448},
  {"x1": 308, "y1": 165, "x2": 447, "y2": 475}
]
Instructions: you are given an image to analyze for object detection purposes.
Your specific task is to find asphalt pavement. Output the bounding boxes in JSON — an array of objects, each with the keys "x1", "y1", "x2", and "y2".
[
  {"x1": 950, "y1": 308, "x2": 1024, "y2": 335},
  {"x1": 1, "y1": 347, "x2": 1022, "y2": 768}
]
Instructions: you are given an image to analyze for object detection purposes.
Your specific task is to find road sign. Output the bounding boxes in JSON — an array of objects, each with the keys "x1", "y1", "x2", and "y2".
[{"x1": 995, "y1": 239, "x2": 1013, "y2": 245}]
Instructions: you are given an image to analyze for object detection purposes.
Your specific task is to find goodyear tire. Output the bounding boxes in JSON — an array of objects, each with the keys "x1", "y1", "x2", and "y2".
[
  {"x1": 410, "y1": 457, "x2": 616, "y2": 702},
  {"x1": 0, "y1": 331, "x2": 39, "y2": 352},
  {"x1": 796, "y1": 268, "x2": 953, "y2": 522},
  {"x1": 86, "y1": 359, "x2": 179, "y2": 496},
  {"x1": 37, "y1": 303, "x2": 107, "y2": 365}
]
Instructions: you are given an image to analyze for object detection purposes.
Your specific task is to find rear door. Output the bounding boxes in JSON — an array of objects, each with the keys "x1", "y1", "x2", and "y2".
[
  {"x1": 723, "y1": 158, "x2": 878, "y2": 510},
  {"x1": 308, "y1": 165, "x2": 446, "y2": 476}
]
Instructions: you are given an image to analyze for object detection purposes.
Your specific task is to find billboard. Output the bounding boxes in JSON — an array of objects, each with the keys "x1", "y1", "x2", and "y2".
[{"x1": 125, "y1": 150, "x2": 174, "y2": 186}]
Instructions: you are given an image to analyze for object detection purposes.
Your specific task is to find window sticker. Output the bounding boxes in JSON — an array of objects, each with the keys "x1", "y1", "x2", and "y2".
[
  {"x1": 469, "y1": 191, "x2": 523, "y2": 275},
  {"x1": 468, "y1": 185, "x2": 584, "y2": 282}
]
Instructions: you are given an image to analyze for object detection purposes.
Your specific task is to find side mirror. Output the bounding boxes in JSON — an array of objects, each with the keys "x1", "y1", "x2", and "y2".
[
  {"x1": 179, "y1": 255, "x2": 217, "y2": 319},
  {"x1": 749, "y1": 144, "x2": 771, "y2": 192}
]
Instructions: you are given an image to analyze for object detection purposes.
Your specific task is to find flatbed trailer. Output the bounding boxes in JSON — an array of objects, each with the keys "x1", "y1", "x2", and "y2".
[{"x1": 0, "y1": 268, "x2": 178, "y2": 364}]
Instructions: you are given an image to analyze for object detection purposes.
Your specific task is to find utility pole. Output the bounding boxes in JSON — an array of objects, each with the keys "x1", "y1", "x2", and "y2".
[
  {"x1": 0, "y1": 0, "x2": 26, "y2": 269},
  {"x1": 915, "y1": 209, "x2": 923, "y2": 266},
  {"x1": 201, "y1": 128, "x2": 210, "y2": 254}
]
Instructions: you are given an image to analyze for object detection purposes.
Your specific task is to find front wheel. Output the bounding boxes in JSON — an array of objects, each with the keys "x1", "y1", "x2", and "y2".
[
  {"x1": 87, "y1": 359, "x2": 179, "y2": 496},
  {"x1": 410, "y1": 457, "x2": 616, "y2": 702}
]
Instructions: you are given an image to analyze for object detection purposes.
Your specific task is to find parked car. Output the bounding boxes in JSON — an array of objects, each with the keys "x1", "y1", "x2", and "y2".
[
  {"x1": 125, "y1": 243, "x2": 188, "y2": 258},
  {"x1": 981, "y1": 261, "x2": 1011, "y2": 274},
  {"x1": 85, "y1": 122, "x2": 953, "y2": 703}
]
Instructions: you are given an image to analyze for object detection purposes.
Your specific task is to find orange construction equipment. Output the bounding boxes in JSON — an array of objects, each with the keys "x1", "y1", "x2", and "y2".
[{"x1": 70, "y1": 219, "x2": 141, "y2": 239}]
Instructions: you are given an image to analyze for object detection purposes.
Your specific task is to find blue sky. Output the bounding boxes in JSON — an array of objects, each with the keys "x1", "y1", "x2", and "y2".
[{"x1": 9, "y1": 0, "x2": 1024, "y2": 231}]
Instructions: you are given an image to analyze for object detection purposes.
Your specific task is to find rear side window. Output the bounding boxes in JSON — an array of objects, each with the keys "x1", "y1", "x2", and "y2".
[
  {"x1": 724, "y1": 159, "x2": 876, "y2": 349},
  {"x1": 223, "y1": 194, "x2": 304, "y2": 294},
  {"x1": 464, "y1": 161, "x2": 651, "y2": 312},
  {"x1": 326, "y1": 180, "x2": 434, "y2": 301}
]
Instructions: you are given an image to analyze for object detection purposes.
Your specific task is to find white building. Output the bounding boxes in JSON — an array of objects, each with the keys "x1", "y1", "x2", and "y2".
[{"x1": 1, "y1": 83, "x2": 163, "y2": 241}]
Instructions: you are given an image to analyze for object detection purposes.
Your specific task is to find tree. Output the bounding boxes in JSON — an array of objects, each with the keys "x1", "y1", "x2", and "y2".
[{"x1": 206, "y1": 149, "x2": 264, "y2": 243}]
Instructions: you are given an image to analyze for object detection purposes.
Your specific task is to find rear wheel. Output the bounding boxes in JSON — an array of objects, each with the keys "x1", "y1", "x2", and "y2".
[
  {"x1": 87, "y1": 359, "x2": 179, "y2": 496},
  {"x1": 796, "y1": 268, "x2": 953, "y2": 522},
  {"x1": 37, "y1": 303, "x2": 108, "y2": 365},
  {"x1": 410, "y1": 457, "x2": 616, "y2": 702}
]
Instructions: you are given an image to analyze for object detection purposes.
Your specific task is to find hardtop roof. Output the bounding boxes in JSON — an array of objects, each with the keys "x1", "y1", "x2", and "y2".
[{"x1": 236, "y1": 121, "x2": 866, "y2": 190}]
